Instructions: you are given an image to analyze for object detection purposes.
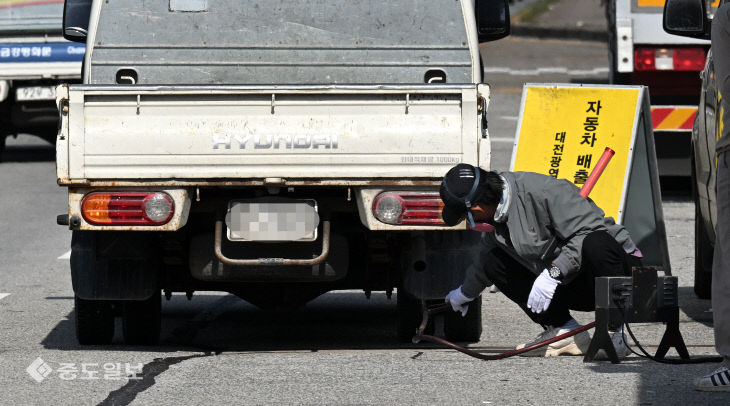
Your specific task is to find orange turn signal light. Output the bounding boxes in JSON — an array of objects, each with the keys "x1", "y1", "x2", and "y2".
[{"x1": 81, "y1": 192, "x2": 174, "y2": 225}]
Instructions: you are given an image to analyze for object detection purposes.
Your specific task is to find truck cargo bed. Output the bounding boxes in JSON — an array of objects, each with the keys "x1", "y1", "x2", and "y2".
[{"x1": 57, "y1": 84, "x2": 483, "y2": 184}]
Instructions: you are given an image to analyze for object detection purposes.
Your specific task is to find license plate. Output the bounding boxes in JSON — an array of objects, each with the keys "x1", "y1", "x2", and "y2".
[
  {"x1": 16, "y1": 86, "x2": 56, "y2": 101},
  {"x1": 225, "y1": 200, "x2": 319, "y2": 242}
]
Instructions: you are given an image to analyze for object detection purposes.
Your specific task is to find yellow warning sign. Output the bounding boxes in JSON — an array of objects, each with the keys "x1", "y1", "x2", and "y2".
[{"x1": 511, "y1": 86, "x2": 641, "y2": 220}]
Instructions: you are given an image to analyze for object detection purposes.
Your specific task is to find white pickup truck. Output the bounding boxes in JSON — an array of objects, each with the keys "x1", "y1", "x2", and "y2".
[{"x1": 56, "y1": 0, "x2": 510, "y2": 345}]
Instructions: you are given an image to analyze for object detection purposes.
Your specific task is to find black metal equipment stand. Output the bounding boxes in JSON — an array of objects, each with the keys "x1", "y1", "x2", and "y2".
[
  {"x1": 654, "y1": 306, "x2": 690, "y2": 361},
  {"x1": 584, "y1": 307, "x2": 620, "y2": 363},
  {"x1": 584, "y1": 267, "x2": 690, "y2": 364}
]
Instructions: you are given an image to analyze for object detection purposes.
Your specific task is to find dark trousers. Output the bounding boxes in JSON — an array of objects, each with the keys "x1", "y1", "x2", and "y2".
[
  {"x1": 713, "y1": 151, "x2": 730, "y2": 355},
  {"x1": 484, "y1": 231, "x2": 642, "y2": 328}
]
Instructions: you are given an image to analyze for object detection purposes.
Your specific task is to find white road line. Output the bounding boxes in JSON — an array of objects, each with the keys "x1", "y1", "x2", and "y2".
[
  {"x1": 490, "y1": 137, "x2": 516, "y2": 143},
  {"x1": 484, "y1": 67, "x2": 609, "y2": 76},
  {"x1": 57, "y1": 250, "x2": 71, "y2": 260},
  {"x1": 499, "y1": 116, "x2": 519, "y2": 121},
  {"x1": 0, "y1": 293, "x2": 10, "y2": 301}
]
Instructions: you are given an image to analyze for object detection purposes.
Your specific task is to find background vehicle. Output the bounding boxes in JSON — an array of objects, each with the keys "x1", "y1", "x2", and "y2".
[
  {"x1": 57, "y1": 0, "x2": 510, "y2": 345},
  {"x1": 0, "y1": 0, "x2": 83, "y2": 157},
  {"x1": 664, "y1": 0, "x2": 721, "y2": 298},
  {"x1": 606, "y1": 0, "x2": 715, "y2": 176}
]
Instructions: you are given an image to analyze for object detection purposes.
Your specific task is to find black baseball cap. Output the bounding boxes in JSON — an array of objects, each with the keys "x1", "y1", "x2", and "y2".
[{"x1": 439, "y1": 163, "x2": 481, "y2": 226}]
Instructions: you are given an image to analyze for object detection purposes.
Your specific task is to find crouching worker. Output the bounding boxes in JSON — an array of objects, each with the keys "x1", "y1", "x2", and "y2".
[{"x1": 440, "y1": 164, "x2": 642, "y2": 357}]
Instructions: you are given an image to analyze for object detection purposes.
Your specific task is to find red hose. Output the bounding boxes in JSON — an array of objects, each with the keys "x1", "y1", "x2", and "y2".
[{"x1": 415, "y1": 322, "x2": 596, "y2": 360}]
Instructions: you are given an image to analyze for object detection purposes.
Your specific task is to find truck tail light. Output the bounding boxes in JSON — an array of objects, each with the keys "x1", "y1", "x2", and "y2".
[
  {"x1": 634, "y1": 47, "x2": 706, "y2": 71},
  {"x1": 81, "y1": 192, "x2": 174, "y2": 225},
  {"x1": 673, "y1": 48, "x2": 706, "y2": 71},
  {"x1": 635, "y1": 48, "x2": 657, "y2": 71},
  {"x1": 372, "y1": 192, "x2": 445, "y2": 225}
]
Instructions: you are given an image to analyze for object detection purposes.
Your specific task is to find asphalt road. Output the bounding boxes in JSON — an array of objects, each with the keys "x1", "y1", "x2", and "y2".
[{"x1": 1, "y1": 35, "x2": 727, "y2": 405}]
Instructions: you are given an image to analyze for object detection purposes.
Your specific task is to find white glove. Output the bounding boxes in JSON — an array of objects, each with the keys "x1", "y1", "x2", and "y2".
[
  {"x1": 527, "y1": 269, "x2": 559, "y2": 314},
  {"x1": 445, "y1": 286, "x2": 474, "y2": 317}
]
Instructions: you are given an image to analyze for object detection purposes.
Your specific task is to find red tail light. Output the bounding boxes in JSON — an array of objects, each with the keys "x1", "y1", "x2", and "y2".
[
  {"x1": 673, "y1": 48, "x2": 706, "y2": 71},
  {"x1": 372, "y1": 192, "x2": 445, "y2": 225},
  {"x1": 635, "y1": 48, "x2": 656, "y2": 71},
  {"x1": 81, "y1": 192, "x2": 174, "y2": 225},
  {"x1": 634, "y1": 47, "x2": 706, "y2": 71}
]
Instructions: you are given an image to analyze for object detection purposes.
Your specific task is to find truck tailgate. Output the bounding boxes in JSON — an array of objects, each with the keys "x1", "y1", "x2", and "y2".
[{"x1": 57, "y1": 85, "x2": 483, "y2": 183}]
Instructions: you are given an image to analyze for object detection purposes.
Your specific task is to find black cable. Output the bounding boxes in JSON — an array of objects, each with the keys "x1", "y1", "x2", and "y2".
[
  {"x1": 626, "y1": 320, "x2": 723, "y2": 364},
  {"x1": 613, "y1": 298, "x2": 723, "y2": 364},
  {"x1": 622, "y1": 325, "x2": 651, "y2": 360}
]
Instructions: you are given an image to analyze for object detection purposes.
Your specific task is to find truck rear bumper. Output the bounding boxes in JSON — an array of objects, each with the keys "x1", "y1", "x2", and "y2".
[{"x1": 650, "y1": 105, "x2": 697, "y2": 177}]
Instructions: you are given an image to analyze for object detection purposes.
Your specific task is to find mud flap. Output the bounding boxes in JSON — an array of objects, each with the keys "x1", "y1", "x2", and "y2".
[
  {"x1": 400, "y1": 230, "x2": 482, "y2": 300},
  {"x1": 70, "y1": 231, "x2": 160, "y2": 300}
]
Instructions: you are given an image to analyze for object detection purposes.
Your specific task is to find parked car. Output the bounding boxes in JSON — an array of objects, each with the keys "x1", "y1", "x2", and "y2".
[
  {"x1": 0, "y1": 1, "x2": 83, "y2": 157},
  {"x1": 664, "y1": 0, "x2": 722, "y2": 298}
]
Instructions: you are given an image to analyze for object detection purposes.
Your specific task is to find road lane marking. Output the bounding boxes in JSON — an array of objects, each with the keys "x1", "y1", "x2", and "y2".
[
  {"x1": 491, "y1": 137, "x2": 515, "y2": 143},
  {"x1": 0, "y1": 293, "x2": 10, "y2": 300},
  {"x1": 499, "y1": 115, "x2": 519, "y2": 121},
  {"x1": 484, "y1": 67, "x2": 609, "y2": 76},
  {"x1": 57, "y1": 250, "x2": 71, "y2": 260}
]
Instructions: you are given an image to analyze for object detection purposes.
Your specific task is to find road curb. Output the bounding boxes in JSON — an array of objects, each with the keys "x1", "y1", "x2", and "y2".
[{"x1": 511, "y1": 25, "x2": 607, "y2": 42}]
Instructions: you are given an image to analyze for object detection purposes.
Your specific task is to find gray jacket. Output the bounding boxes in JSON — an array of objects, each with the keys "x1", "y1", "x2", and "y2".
[{"x1": 461, "y1": 171, "x2": 637, "y2": 298}]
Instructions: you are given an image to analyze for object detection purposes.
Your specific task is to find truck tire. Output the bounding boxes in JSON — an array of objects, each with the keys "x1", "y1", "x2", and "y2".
[
  {"x1": 122, "y1": 290, "x2": 162, "y2": 345},
  {"x1": 75, "y1": 296, "x2": 115, "y2": 345},
  {"x1": 694, "y1": 195, "x2": 714, "y2": 299},
  {"x1": 445, "y1": 295, "x2": 482, "y2": 342},
  {"x1": 396, "y1": 290, "x2": 427, "y2": 343},
  {"x1": 692, "y1": 157, "x2": 713, "y2": 299}
]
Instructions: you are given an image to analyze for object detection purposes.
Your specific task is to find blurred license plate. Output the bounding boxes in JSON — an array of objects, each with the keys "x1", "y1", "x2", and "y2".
[
  {"x1": 225, "y1": 200, "x2": 319, "y2": 242},
  {"x1": 16, "y1": 86, "x2": 56, "y2": 101}
]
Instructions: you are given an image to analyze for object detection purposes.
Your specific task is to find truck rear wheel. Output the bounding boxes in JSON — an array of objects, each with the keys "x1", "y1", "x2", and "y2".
[
  {"x1": 122, "y1": 290, "x2": 162, "y2": 345},
  {"x1": 396, "y1": 291, "x2": 482, "y2": 343},
  {"x1": 396, "y1": 290, "x2": 426, "y2": 343},
  {"x1": 694, "y1": 195, "x2": 713, "y2": 299},
  {"x1": 444, "y1": 295, "x2": 482, "y2": 342},
  {"x1": 692, "y1": 157, "x2": 713, "y2": 299},
  {"x1": 75, "y1": 296, "x2": 115, "y2": 345}
]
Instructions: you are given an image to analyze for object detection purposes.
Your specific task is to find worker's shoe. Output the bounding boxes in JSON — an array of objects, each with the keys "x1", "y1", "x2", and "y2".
[
  {"x1": 516, "y1": 326, "x2": 591, "y2": 357},
  {"x1": 695, "y1": 367, "x2": 730, "y2": 392},
  {"x1": 595, "y1": 329, "x2": 631, "y2": 360}
]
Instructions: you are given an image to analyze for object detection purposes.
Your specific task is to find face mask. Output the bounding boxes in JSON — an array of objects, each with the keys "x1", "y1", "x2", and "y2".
[
  {"x1": 467, "y1": 211, "x2": 495, "y2": 233},
  {"x1": 443, "y1": 165, "x2": 495, "y2": 232}
]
